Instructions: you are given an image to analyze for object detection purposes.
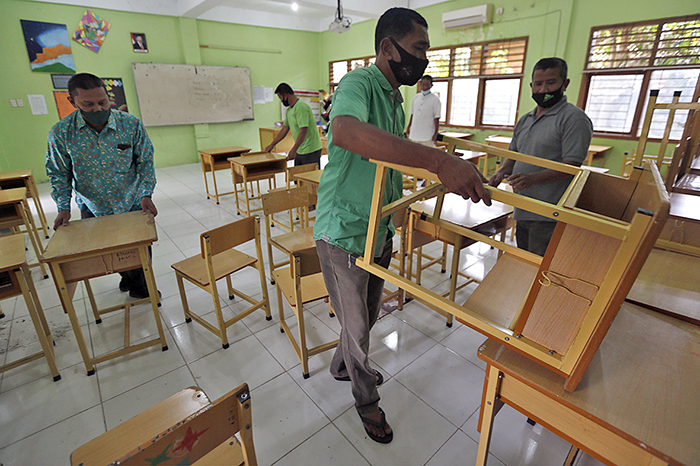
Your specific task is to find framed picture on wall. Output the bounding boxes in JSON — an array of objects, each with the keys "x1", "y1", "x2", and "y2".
[
  {"x1": 51, "y1": 74, "x2": 72, "y2": 89},
  {"x1": 131, "y1": 33, "x2": 148, "y2": 53}
]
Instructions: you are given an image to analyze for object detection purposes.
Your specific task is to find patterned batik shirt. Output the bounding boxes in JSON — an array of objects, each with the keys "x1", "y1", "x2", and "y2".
[{"x1": 46, "y1": 109, "x2": 156, "y2": 216}]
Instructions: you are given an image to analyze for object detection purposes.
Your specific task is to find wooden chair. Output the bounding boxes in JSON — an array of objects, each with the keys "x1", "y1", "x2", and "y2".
[
  {"x1": 70, "y1": 383, "x2": 257, "y2": 466},
  {"x1": 273, "y1": 246, "x2": 337, "y2": 379},
  {"x1": 268, "y1": 163, "x2": 319, "y2": 232},
  {"x1": 261, "y1": 185, "x2": 312, "y2": 284},
  {"x1": 171, "y1": 216, "x2": 271, "y2": 349}
]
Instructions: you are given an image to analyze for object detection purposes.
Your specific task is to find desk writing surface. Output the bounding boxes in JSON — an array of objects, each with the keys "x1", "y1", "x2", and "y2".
[
  {"x1": 199, "y1": 146, "x2": 250, "y2": 157},
  {"x1": 479, "y1": 302, "x2": 700, "y2": 465},
  {"x1": 440, "y1": 131, "x2": 473, "y2": 139},
  {"x1": 0, "y1": 187, "x2": 27, "y2": 204},
  {"x1": 588, "y1": 144, "x2": 612, "y2": 153},
  {"x1": 0, "y1": 169, "x2": 32, "y2": 181},
  {"x1": 627, "y1": 248, "x2": 700, "y2": 324},
  {"x1": 229, "y1": 152, "x2": 286, "y2": 166},
  {"x1": 669, "y1": 192, "x2": 700, "y2": 222},
  {"x1": 410, "y1": 193, "x2": 512, "y2": 229},
  {"x1": 0, "y1": 235, "x2": 27, "y2": 271},
  {"x1": 42, "y1": 211, "x2": 157, "y2": 261}
]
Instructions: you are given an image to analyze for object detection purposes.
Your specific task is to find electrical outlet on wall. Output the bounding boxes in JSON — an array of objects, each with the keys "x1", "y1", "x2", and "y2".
[
  {"x1": 9, "y1": 99, "x2": 17, "y2": 107},
  {"x1": 16, "y1": 99, "x2": 24, "y2": 107}
]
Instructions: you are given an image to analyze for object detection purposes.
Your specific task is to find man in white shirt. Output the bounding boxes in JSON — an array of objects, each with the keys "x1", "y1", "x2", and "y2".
[{"x1": 405, "y1": 75, "x2": 441, "y2": 146}]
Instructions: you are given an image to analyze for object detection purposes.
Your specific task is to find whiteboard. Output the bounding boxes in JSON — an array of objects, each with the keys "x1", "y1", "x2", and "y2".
[{"x1": 132, "y1": 63, "x2": 254, "y2": 126}]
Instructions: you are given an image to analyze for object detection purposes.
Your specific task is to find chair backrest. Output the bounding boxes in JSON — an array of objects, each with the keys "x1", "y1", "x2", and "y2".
[
  {"x1": 201, "y1": 215, "x2": 258, "y2": 258},
  {"x1": 287, "y1": 163, "x2": 319, "y2": 187},
  {"x1": 261, "y1": 185, "x2": 312, "y2": 217},
  {"x1": 291, "y1": 246, "x2": 322, "y2": 278},
  {"x1": 70, "y1": 384, "x2": 257, "y2": 466},
  {"x1": 115, "y1": 384, "x2": 256, "y2": 466}
]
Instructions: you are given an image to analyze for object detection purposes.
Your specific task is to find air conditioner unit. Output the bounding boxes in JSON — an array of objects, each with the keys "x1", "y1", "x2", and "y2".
[{"x1": 442, "y1": 4, "x2": 493, "y2": 29}]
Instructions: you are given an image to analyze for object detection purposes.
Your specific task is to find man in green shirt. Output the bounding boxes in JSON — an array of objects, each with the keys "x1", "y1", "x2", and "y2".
[
  {"x1": 264, "y1": 83, "x2": 323, "y2": 166},
  {"x1": 314, "y1": 7, "x2": 490, "y2": 443}
]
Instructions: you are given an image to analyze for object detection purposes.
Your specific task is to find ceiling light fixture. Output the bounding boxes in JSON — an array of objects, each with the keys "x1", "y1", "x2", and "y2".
[{"x1": 291, "y1": 3, "x2": 298, "y2": 11}]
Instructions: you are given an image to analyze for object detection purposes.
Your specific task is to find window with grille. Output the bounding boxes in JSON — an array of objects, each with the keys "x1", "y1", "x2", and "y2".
[
  {"x1": 579, "y1": 15, "x2": 700, "y2": 139},
  {"x1": 327, "y1": 37, "x2": 527, "y2": 128}
]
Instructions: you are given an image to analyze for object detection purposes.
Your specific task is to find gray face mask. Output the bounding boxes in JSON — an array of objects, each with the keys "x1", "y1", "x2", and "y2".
[{"x1": 80, "y1": 108, "x2": 111, "y2": 126}]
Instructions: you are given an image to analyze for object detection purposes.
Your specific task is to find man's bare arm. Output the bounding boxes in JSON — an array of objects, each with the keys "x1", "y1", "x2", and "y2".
[{"x1": 332, "y1": 116, "x2": 491, "y2": 205}]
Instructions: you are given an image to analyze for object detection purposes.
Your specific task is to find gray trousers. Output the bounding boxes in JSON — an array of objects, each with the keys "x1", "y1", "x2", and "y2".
[{"x1": 315, "y1": 237, "x2": 392, "y2": 415}]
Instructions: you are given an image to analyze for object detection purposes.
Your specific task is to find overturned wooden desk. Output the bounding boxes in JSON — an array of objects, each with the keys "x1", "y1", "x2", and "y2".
[
  {"x1": 41, "y1": 211, "x2": 167, "y2": 376},
  {"x1": 198, "y1": 146, "x2": 251, "y2": 204},
  {"x1": 0, "y1": 235, "x2": 60, "y2": 381},
  {"x1": 476, "y1": 302, "x2": 700, "y2": 466},
  {"x1": 357, "y1": 137, "x2": 669, "y2": 391}
]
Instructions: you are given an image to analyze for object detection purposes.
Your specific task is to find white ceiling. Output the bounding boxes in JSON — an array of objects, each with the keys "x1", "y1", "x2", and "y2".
[{"x1": 29, "y1": 0, "x2": 451, "y2": 32}]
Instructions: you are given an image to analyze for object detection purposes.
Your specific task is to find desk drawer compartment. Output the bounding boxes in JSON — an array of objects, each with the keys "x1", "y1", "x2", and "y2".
[{"x1": 60, "y1": 248, "x2": 143, "y2": 282}]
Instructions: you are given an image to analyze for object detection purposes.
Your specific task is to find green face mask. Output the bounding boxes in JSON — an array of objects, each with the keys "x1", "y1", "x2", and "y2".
[{"x1": 80, "y1": 108, "x2": 111, "y2": 126}]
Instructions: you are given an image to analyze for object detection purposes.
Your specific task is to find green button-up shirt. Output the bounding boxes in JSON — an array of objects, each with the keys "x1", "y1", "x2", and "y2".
[
  {"x1": 46, "y1": 109, "x2": 156, "y2": 216},
  {"x1": 283, "y1": 99, "x2": 323, "y2": 155},
  {"x1": 313, "y1": 64, "x2": 404, "y2": 257}
]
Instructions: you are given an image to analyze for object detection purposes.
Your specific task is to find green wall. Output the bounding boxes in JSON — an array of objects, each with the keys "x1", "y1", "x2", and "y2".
[
  {"x1": 319, "y1": 0, "x2": 699, "y2": 175},
  {"x1": 0, "y1": 0, "x2": 321, "y2": 181},
  {"x1": 1, "y1": 0, "x2": 698, "y2": 181}
]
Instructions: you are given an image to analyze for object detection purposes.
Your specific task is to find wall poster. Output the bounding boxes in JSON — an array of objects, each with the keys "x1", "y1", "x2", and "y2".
[{"x1": 20, "y1": 20, "x2": 75, "y2": 73}]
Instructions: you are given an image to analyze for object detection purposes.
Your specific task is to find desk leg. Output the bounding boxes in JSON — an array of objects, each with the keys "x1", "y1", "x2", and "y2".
[
  {"x1": 20, "y1": 199, "x2": 49, "y2": 278},
  {"x1": 242, "y1": 171, "x2": 251, "y2": 216},
  {"x1": 210, "y1": 161, "x2": 221, "y2": 204},
  {"x1": 50, "y1": 262, "x2": 95, "y2": 375},
  {"x1": 139, "y1": 246, "x2": 168, "y2": 350},
  {"x1": 27, "y1": 176, "x2": 49, "y2": 239},
  {"x1": 476, "y1": 365, "x2": 502, "y2": 466},
  {"x1": 201, "y1": 158, "x2": 212, "y2": 201},
  {"x1": 18, "y1": 263, "x2": 61, "y2": 381}
]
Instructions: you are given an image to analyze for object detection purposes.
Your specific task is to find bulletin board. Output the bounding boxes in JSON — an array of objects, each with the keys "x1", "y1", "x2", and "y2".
[{"x1": 132, "y1": 63, "x2": 254, "y2": 127}]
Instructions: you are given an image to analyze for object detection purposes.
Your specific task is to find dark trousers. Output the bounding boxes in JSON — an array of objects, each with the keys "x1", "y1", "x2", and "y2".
[
  {"x1": 316, "y1": 237, "x2": 393, "y2": 415},
  {"x1": 515, "y1": 220, "x2": 557, "y2": 257},
  {"x1": 80, "y1": 207, "x2": 149, "y2": 290},
  {"x1": 295, "y1": 149, "x2": 322, "y2": 167}
]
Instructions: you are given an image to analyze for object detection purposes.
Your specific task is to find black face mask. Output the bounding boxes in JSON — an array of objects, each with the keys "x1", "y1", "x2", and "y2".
[
  {"x1": 388, "y1": 38, "x2": 429, "y2": 87},
  {"x1": 532, "y1": 84, "x2": 565, "y2": 108},
  {"x1": 281, "y1": 97, "x2": 290, "y2": 107}
]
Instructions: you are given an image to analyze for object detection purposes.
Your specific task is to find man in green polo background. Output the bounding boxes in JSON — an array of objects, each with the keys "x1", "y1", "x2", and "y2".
[{"x1": 265, "y1": 83, "x2": 323, "y2": 166}]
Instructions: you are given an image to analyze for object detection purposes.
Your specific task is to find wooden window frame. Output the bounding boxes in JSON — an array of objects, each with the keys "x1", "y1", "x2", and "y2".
[
  {"x1": 327, "y1": 36, "x2": 528, "y2": 130},
  {"x1": 577, "y1": 14, "x2": 700, "y2": 141}
]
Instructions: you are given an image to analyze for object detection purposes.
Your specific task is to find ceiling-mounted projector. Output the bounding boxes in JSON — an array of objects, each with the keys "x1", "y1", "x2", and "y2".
[
  {"x1": 329, "y1": 0, "x2": 351, "y2": 33},
  {"x1": 329, "y1": 16, "x2": 352, "y2": 33}
]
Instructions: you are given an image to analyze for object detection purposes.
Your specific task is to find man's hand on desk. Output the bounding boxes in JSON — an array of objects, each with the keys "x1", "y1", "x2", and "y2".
[
  {"x1": 286, "y1": 148, "x2": 297, "y2": 161},
  {"x1": 264, "y1": 143, "x2": 275, "y2": 153},
  {"x1": 53, "y1": 210, "x2": 71, "y2": 230},
  {"x1": 436, "y1": 156, "x2": 491, "y2": 206},
  {"x1": 141, "y1": 196, "x2": 158, "y2": 217}
]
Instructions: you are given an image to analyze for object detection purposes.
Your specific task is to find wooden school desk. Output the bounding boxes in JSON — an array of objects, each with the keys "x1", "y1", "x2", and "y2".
[
  {"x1": 0, "y1": 187, "x2": 48, "y2": 278},
  {"x1": 475, "y1": 302, "x2": 700, "y2": 466},
  {"x1": 229, "y1": 152, "x2": 287, "y2": 216},
  {"x1": 294, "y1": 168, "x2": 323, "y2": 194},
  {"x1": 0, "y1": 235, "x2": 60, "y2": 381},
  {"x1": 41, "y1": 211, "x2": 167, "y2": 376},
  {"x1": 198, "y1": 146, "x2": 251, "y2": 204},
  {"x1": 0, "y1": 169, "x2": 50, "y2": 238}
]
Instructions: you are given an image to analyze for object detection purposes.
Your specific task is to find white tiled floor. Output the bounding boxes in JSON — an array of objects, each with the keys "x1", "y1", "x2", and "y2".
[{"x1": 0, "y1": 162, "x2": 605, "y2": 466}]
